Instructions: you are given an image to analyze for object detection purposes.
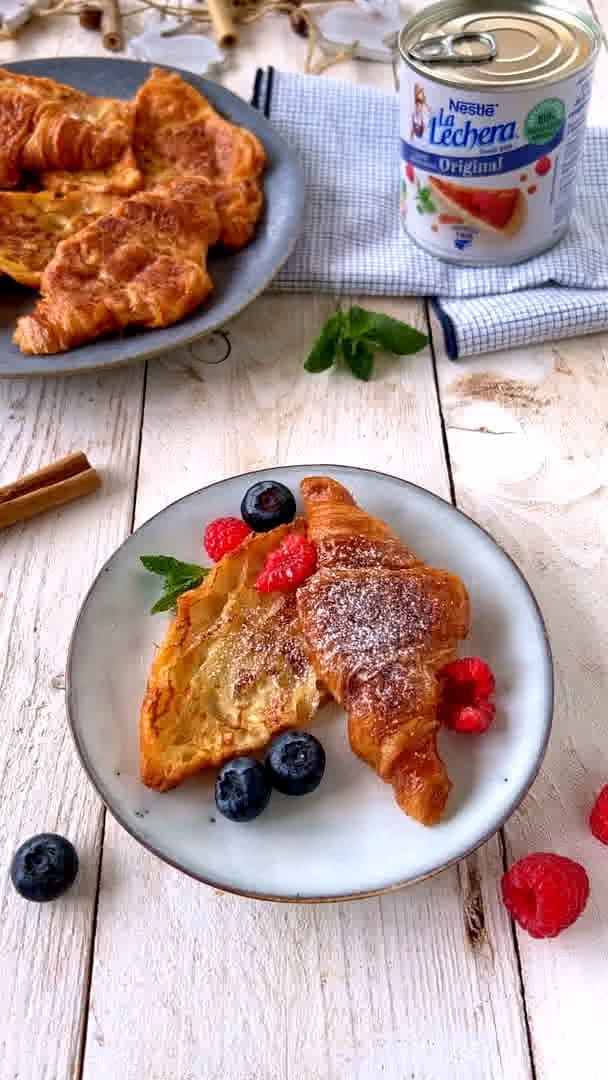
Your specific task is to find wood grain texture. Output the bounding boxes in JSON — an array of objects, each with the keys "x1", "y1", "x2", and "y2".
[
  {"x1": 5, "y1": 5, "x2": 607, "y2": 1078},
  {"x1": 432, "y1": 19, "x2": 608, "y2": 1075},
  {"x1": 433, "y1": 332, "x2": 608, "y2": 1080},
  {"x1": 0, "y1": 365, "x2": 144, "y2": 1079},
  {"x1": 0, "y1": 41, "x2": 143, "y2": 1077},
  {"x1": 83, "y1": 289, "x2": 531, "y2": 1080}
]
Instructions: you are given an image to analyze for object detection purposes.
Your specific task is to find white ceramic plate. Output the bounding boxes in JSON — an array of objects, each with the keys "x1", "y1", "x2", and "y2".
[{"x1": 67, "y1": 465, "x2": 553, "y2": 901}]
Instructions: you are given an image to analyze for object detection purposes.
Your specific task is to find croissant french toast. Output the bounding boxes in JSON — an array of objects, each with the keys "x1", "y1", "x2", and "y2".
[
  {"x1": 133, "y1": 68, "x2": 266, "y2": 249},
  {"x1": 0, "y1": 67, "x2": 133, "y2": 187},
  {"x1": 296, "y1": 477, "x2": 470, "y2": 825},
  {"x1": 0, "y1": 189, "x2": 117, "y2": 288},
  {"x1": 40, "y1": 147, "x2": 143, "y2": 197},
  {"x1": 140, "y1": 520, "x2": 324, "y2": 791},
  {"x1": 14, "y1": 177, "x2": 221, "y2": 356}
]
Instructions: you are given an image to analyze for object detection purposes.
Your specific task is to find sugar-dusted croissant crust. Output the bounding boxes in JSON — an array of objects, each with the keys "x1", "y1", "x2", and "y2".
[
  {"x1": 14, "y1": 178, "x2": 221, "y2": 355},
  {"x1": 297, "y1": 477, "x2": 470, "y2": 825}
]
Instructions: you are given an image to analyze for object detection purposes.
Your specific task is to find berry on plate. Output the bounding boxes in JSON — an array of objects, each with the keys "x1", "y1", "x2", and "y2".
[
  {"x1": 241, "y1": 480, "x2": 297, "y2": 533},
  {"x1": 501, "y1": 853, "x2": 589, "y2": 938},
  {"x1": 255, "y1": 534, "x2": 317, "y2": 593},
  {"x1": 265, "y1": 731, "x2": 326, "y2": 796},
  {"x1": 439, "y1": 656, "x2": 495, "y2": 703},
  {"x1": 439, "y1": 700, "x2": 496, "y2": 734},
  {"x1": 215, "y1": 757, "x2": 272, "y2": 822},
  {"x1": 204, "y1": 517, "x2": 252, "y2": 562},
  {"x1": 10, "y1": 833, "x2": 79, "y2": 902},
  {"x1": 589, "y1": 784, "x2": 608, "y2": 844}
]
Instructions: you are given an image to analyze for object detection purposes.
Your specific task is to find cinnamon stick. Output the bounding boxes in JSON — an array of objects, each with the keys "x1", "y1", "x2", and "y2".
[
  {"x1": 101, "y1": 0, "x2": 123, "y2": 51},
  {"x1": 206, "y1": 0, "x2": 238, "y2": 47},
  {"x1": 0, "y1": 452, "x2": 101, "y2": 529}
]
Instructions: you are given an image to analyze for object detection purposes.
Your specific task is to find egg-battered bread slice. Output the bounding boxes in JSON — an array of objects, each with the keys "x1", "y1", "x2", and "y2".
[
  {"x1": 40, "y1": 147, "x2": 143, "y2": 197},
  {"x1": 140, "y1": 521, "x2": 324, "y2": 791},
  {"x1": 0, "y1": 189, "x2": 117, "y2": 288},
  {"x1": 14, "y1": 177, "x2": 220, "y2": 355},
  {"x1": 134, "y1": 67, "x2": 265, "y2": 187},
  {"x1": 133, "y1": 68, "x2": 266, "y2": 249}
]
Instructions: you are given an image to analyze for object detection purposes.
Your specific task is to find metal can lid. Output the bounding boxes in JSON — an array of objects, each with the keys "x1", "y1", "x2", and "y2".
[{"x1": 399, "y1": 0, "x2": 600, "y2": 89}]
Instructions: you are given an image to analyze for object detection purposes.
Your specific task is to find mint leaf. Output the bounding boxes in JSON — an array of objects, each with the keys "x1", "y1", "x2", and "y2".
[
  {"x1": 304, "y1": 312, "x2": 343, "y2": 372},
  {"x1": 362, "y1": 312, "x2": 428, "y2": 356},
  {"x1": 141, "y1": 554, "x2": 208, "y2": 614},
  {"x1": 150, "y1": 585, "x2": 193, "y2": 614},
  {"x1": 346, "y1": 305, "x2": 374, "y2": 339},
  {"x1": 140, "y1": 555, "x2": 206, "y2": 579},
  {"x1": 305, "y1": 306, "x2": 427, "y2": 380},
  {"x1": 343, "y1": 338, "x2": 374, "y2": 381}
]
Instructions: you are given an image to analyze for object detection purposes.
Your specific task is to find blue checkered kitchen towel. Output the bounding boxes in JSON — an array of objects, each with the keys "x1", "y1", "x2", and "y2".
[{"x1": 253, "y1": 68, "x2": 608, "y2": 359}]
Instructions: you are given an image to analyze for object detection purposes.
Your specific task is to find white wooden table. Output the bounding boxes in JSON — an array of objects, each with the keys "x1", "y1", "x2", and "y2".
[{"x1": 1, "y1": 7, "x2": 607, "y2": 1079}]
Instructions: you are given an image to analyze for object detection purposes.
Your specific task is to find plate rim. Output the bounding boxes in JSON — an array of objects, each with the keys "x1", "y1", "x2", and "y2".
[
  {"x1": 65, "y1": 463, "x2": 554, "y2": 902},
  {"x1": 1, "y1": 56, "x2": 304, "y2": 379}
]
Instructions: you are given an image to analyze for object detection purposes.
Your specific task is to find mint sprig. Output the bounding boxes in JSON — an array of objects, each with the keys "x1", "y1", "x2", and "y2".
[
  {"x1": 140, "y1": 555, "x2": 209, "y2": 614},
  {"x1": 304, "y1": 305, "x2": 428, "y2": 381}
]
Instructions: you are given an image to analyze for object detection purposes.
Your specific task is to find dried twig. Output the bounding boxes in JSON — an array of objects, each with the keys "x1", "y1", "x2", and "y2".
[
  {"x1": 311, "y1": 40, "x2": 357, "y2": 74},
  {"x1": 23, "y1": 0, "x2": 358, "y2": 75},
  {"x1": 101, "y1": 0, "x2": 123, "y2": 48}
]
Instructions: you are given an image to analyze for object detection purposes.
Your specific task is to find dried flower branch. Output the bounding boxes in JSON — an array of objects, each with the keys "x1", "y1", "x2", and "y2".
[{"x1": 27, "y1": 0, "x2": 358, "y2": 76}]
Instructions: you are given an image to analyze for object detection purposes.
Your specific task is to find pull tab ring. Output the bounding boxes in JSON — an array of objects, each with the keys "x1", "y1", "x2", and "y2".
[{"x1": 407, "y1": 31, "x2": 497, "y2": 65}]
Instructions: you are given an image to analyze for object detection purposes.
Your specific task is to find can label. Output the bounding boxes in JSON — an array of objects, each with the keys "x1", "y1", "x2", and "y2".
[{"x1": 400, "y1": 63, "x2": 594, "y2": 262}]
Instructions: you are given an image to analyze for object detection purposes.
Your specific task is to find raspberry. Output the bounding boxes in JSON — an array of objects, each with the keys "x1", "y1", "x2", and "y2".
[
  {"x1": 439, "y1": 656, "x2": 495, "y2": 704},
  {"x1": 501, "y1": 853, "x2": 589, "y2": 938},
  {"x1": 204, "y1": 517, "x2": 252, "y2": 562},
  {"x1": 589, "y1": 784, "x2": 608, "y2": 844},
  {"x1": 439, "y1": 700, "x2": 496, "y2": 734},
  {"x1": 535, "y1": 155, "x2": 551, "y2": 176},
  {"x1": 405, "y1": 163, "x2": 415, "y2": 183},
  {"x1": 255, "y1": 534, "x2": 317, "y2": 593}
]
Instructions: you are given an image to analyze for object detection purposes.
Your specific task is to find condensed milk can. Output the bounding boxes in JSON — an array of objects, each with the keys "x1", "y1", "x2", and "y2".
[{"x1": 398, "y1": 0, "x2": 600, "y2": 264}]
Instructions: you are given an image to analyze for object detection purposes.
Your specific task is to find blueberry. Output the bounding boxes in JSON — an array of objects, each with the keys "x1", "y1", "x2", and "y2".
[
  {"x1": 265, "y1": 732, "x2": 326, "y2": 796},
  {"x1": 241, "y1": 481, "x2": 296, "y2": 533},
  {"x1": 215, "y1": 757, "x2": 272, "y2": 822},
  {"x1": 10, "y1": 833, "x2": 79, "y2": 902}
]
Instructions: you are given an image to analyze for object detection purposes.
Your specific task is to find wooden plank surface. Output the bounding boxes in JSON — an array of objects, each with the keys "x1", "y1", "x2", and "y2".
[
  {"x1": 83, "y1": 290, "x2": 531, "y2": 1079},
  {"x1": 2, "y1": 3, "x2": 607, "y2": 1077},
  {"x1": 433, "y1": 324, "x2": 608, "y2": 1080},
  {"x1": 431, "y1": 10, "x2": 608, "y2": 1075},
  {"x1": 0, "y1": 365, "x2": 144, "y2": 1079},
  {"x1": 0, "y1": 19, "x2": 144, "y2": 1077}
]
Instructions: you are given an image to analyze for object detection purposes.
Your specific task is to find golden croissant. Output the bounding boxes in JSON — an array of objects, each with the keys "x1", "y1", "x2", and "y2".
[
  {"x1": 133, "y1": 68, "x2": 266, "y2": 249},
  {"x1": 14, "y1": 177, "x2": 221, "y2": 356},
  {"x1": 296, "y1": 477, "x2": 470, "y2": 825},
  {"x1": 0, "y1": 68, "x2": 133, "y2": 187}
]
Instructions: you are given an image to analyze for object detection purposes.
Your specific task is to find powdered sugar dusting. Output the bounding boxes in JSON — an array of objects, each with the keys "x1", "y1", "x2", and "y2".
[
  {"x1": 309, "y1": 573, "x2": 437, "y2": 656},
  {"x1": 298, "y1": 568, "x2": 468, "y2": 718},
  {"x1": 317, "y1": 535, "x2": 417, "y2": 570}
]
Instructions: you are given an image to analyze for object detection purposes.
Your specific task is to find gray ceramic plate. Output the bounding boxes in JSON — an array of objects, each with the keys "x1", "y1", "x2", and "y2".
[
  {"x1": 0, "y1": 57, "x2": 304, "y2": 378},
  {"x1": 67, "y1": 465, "x2": 553, "y2": 902}
]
